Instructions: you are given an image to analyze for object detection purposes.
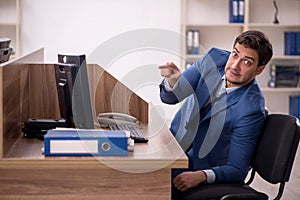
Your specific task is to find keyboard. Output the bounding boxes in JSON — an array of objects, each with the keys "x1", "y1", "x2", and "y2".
[{"x1": 109, "y1": 124, "x2": 148, "y2": 143}]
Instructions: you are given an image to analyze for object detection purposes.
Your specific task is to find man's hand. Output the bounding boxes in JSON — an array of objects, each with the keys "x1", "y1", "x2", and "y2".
[
  {"x1": 158, "y1": 62, "x2": 181, "y2": 88},
  {"x1": 173, "y1": 171, "x2": 207, "y2": 192}
]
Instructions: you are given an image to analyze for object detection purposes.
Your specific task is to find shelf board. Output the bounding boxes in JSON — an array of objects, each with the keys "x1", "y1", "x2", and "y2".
[
  {"x1": 272, "y1": 55, "x2": 300, "y2": 60},
  {"x1": 186, "y1": 23, "x2": 300, "y2": 28},
  {"x1": 248, "y1": 23, "x2": 300, "y2": 28},
  {"x1": 0, "y1": 22, "x2": 17, "y2": 26},
  {"x1": 186, "y1": 23, "x2": 244, "y2": 28},
  {"x1": 261, "y1": 87, "x2": 300, "y2": 93}
]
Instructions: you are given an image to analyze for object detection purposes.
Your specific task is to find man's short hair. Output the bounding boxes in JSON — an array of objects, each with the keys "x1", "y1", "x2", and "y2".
[{"x1": 234, "y1": 30, "x2": 273, "y2": 66}]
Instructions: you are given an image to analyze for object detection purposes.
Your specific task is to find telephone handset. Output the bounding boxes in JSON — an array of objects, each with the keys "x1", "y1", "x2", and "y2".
[{"x1": 97, "y1": 112, "x2": 140, "y2": 126}]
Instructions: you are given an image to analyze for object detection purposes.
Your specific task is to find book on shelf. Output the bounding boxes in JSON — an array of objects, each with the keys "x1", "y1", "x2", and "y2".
[
  {"x1": 289, "y1": 95, "x2": 300, "y2": 119},
  {"x1": 229, "y1": 0, "x2": 244, "y2": 23},
  {"x1": 268, "y1": 64, "x2": 299, "y2": 88},
  {"x1": 284, "y1": 31, "x2": 300, "y2": 56},
  {"x1": 186, "y1": 29, "x2": 200, "y2": 55}
]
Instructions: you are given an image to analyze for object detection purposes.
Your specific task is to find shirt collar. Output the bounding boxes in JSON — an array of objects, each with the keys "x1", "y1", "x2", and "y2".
[{"x1": 222, "y1": 75, "x2": 240, "y2": 93}]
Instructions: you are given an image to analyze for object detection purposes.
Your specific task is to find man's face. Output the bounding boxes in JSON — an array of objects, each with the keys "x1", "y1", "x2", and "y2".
[{"x1": 225, "y1": 43, "x2": 265, "y2": 88}]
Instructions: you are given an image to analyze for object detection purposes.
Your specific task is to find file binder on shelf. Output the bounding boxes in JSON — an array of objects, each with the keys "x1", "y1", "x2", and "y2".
[
  {"x1": 238, "y1": 0, "x2": 244, "y2": 23},
  {"x1": 285, "y1": 32, "x2": 297, "y2": 55},
  {"x1": 186, "y1": 30, "x2": 193, "y2": 54},
  {"x1": 44, "y1": 129, "x2": 128, "y2": 156},
  {"x1": 229, "y1": 0, "x2": 244, "y2": 23},
  {"x1": 296, "y1": 32, "x2": 300, "y2": 55},
  {"x1": 285, "y1": 31, "x2": 300, "y2": 56},
  {"x1": 186, "y1": 29, "x2": 200, "y2": 55},
  {"x1": 289, "y1": 95, "x2": 300, "y2": 119},
  {"x1": 229, "y1": 0, "x2": 238, "y2": 23},
  {"x1": 192, "y1": 30, "x2": 200, "y2": 55}
]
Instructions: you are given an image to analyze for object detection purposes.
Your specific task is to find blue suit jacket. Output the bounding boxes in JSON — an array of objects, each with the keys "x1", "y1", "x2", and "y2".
[{"x1": 160, "y1": 48, "x2": 265, "y2": 183}]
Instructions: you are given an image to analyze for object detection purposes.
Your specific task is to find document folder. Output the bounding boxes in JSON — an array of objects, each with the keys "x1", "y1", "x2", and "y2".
[{"x1": 44, "y1": 129, "x2": 128, "y2": 156}]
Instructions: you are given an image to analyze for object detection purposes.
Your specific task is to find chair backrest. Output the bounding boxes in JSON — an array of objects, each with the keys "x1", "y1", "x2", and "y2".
[{"x1": 252, "y1": 114, "x2": 300, "y2": 184}]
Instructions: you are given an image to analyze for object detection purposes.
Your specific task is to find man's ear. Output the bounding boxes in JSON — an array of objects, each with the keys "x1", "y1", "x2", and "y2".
[{"x1": 255, "y1": 65, "x2": 265, "y2": 75}]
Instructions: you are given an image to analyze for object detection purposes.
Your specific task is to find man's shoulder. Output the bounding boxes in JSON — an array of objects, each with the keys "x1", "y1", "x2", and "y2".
[
  {"x1": 207, "y1": 47, "x2": 231, "y2": 58},
  {"x1": 201, "y1": 48, "x2": 230, "y2": 71}
]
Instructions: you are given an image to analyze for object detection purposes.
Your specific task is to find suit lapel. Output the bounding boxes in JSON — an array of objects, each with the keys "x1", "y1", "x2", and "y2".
[{"x1": 201, "y1": 85, "x2": 248, "y2": 122}]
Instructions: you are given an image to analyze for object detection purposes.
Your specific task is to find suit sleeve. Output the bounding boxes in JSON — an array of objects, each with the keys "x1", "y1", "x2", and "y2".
[
  {"x1": 159, "y1": 65, "x2": 202, "y2": 105},
  {"x1": 159, "y1": 48, "x2": 226, "y2": 105}
]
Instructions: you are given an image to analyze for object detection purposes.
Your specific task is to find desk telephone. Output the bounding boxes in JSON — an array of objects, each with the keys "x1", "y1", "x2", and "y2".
[
  {"x1": 97, "y1": 112, "x2": 140, "y2": 126},
  {"x1": 98, "y1": 112, "x2": 148, "y2": 143}
]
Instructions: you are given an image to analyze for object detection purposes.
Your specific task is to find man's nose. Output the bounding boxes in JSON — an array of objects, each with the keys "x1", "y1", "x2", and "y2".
[{"x1": 231, "y1": 59, "x2": 241, "y2": 69}]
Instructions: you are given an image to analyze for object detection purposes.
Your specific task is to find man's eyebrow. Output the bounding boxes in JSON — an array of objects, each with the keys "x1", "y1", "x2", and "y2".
[
  {"x1": 234, "y1": 47, "x2": 240, "y2": 53},
  {"x1": 233, "y1": 47, "x2": 255, "y2": 62}
]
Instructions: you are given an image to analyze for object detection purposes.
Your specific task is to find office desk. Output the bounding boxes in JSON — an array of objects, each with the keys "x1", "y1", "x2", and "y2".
[
  {"x1": 0, "y1": 124, "x2": 187, "y2": 200},
  {"x1": 0, "y1": 49, "x2": 188, "y2": 199}
]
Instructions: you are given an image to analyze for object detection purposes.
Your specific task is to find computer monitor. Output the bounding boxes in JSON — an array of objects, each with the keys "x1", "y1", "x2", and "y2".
[{"x1": 55, "y1": 54, "x2": 94, "y2": 129}]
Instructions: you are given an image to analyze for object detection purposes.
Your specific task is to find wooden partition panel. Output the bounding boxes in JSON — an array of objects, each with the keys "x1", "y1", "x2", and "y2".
[
  {"x1": 28, "y1": 64, "x2": 60, "y2": 119},
  {"x1": 25, "y1": 63, "x2": 149, "y2": 124},
  {"x1": 0, "y1": 49, "x2": 44, "y2": 158},
  {"x1": 2, "y1": 62, "x2": 28, "y2": 156},
  {"x1": 88, "y1": 64, "x2": 148, "y2": 124}
]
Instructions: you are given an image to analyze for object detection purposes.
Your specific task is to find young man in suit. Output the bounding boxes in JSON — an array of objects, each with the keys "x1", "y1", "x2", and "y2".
[{"x1": 159, "y1": 30, "x2": 273, "y2": 198}]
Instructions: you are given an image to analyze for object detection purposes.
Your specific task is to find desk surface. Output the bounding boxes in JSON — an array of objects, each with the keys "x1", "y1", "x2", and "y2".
[{"x1": 2, "y1": 122, "x2": 188, "y2": 172}]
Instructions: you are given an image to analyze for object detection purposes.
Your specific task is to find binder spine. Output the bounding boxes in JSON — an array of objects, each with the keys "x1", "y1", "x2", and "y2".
[
  {"x1": 192, "y1": 30, "x2": 200, "y2": 55},
  {"x1": 186, "y1": 30, "x2": 193, "y2": 54},
  {"x1": 186, "y1": 29, "x2": 200, "y2": 55},
  {"x1": 289, "y1": 95, "x2": 299, "y2": 118},
  {"x1": 284, "y1": 32, "x2": 297, "y2": 55},
  {"x1": 229, "y1": 0, "x2": 239, "y2": 23},
  {"x1": 238, "y1": 0, "x2": 245, "y2": 23},
  {"x1": 296, "y1": 32, "x2": 300, "y2": 55}
]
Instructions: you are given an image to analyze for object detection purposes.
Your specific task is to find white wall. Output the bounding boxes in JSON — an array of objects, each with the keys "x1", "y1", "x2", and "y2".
[
  {"x1": 21, "y1": 0, "x2": 181, "y2": 60},
  {"x1": 21, "y1": 0, "x2": 182, "y2": 120}
]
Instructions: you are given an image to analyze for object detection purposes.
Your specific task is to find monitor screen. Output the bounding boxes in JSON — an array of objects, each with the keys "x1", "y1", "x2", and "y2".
[{"x1": 55, "y1": 54, "x2": 94, "y2": 129}]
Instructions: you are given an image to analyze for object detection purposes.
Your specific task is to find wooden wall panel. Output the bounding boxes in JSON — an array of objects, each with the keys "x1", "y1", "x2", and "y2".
[
  {"x1": 2, "y1": 63, "x2": 28, "y2": 156},
  {"x1": 1, "y1": 49, "x2": 44, "y2": 158},
  {"x1": 28, "y1": 64, "x2": 60, "y2": 119},
  {"x1": 89, "y1": 64, "x2": 148, "y2": 124}
]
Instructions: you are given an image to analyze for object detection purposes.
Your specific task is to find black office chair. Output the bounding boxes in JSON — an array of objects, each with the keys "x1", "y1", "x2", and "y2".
[{"x1": 175, "y1": 114, "x2": 300, "y2": 200}]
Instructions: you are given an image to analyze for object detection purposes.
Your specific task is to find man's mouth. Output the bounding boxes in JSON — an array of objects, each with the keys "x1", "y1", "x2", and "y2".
[{"x1": 229, "y1": 69, "x2": 240, "y2": 77}]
